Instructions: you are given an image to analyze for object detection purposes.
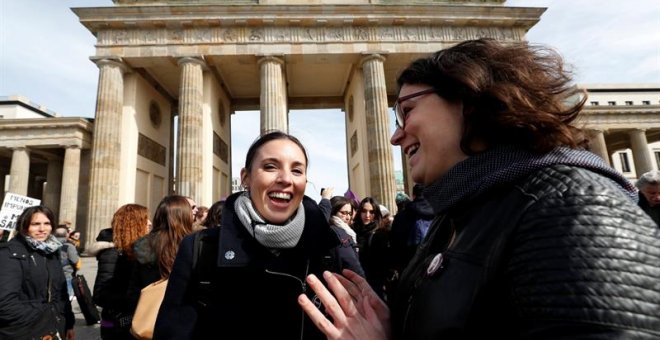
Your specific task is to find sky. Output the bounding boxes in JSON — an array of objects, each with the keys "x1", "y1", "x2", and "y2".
[{"x1": 1, "y1": 0, "x2": 659, "y2": 201}]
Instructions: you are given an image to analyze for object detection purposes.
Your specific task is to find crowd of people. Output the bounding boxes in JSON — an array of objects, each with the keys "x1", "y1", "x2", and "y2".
[{"x1": 1, "y1": 38, "x2": 659, "y2": 339}]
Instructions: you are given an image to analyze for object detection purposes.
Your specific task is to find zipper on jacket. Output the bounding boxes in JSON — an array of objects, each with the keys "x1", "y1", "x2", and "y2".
[{"x1": 264, "y1": 259, "x2": 310, "y2": 340}]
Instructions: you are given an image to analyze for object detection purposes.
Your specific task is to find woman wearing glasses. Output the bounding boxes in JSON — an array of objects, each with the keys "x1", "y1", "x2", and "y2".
[
  {"x1": 299, "y1": 38, "x2": 660, "y2": 339},
  {"x1": 328, "y1": 196, "x2": 364, "y2": 277}
]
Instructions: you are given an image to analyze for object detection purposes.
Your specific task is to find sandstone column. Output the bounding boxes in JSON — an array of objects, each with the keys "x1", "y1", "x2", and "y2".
[
  {"x1": 86, "y1": 58, "x2": 127, "y2": 246},
  {"x1": 629, "y1": 128, "x2": 654, "y2": 176},
  {"x1": 258, "y1": 56, "x2": 288, "y2": 134},
  {"x1": 59, "y1": 146, "x2": 81, "y2": 227},
  {"x1": 8, "y1": 147, "x2": 30, "y2": 196},
  {"x1": 177, "y1": 57, "x2": 205, "y2": 202},
  {"x1": 361, "y1": 54, "x2": 397, "y2": 212},
  {"x1": 43, "y1": 159, "x2": 62, "y2": 216},
  {"x1": 588, "y1": 129, "x2": 610, "y2": 166}
]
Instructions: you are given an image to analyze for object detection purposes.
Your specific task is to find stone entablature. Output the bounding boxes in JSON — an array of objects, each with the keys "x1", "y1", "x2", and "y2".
[
  {"x1": 95, "y1": 25, "x2": 524, "y2": 49},
  {"x1": 112, "y1": 0, "x2": 507, "y2": 5},
  {"x1": 0, "y1": 118, "x2": 93, "y2": 149}
]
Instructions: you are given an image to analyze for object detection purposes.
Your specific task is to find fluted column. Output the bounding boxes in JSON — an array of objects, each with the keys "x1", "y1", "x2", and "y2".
[
  {"x1": 59, "y1": 146, "x2": 81, "y2": 227},
  {"x1": 361, "y1": 54, "x2": 397, "y2": 212},
  {"x1": 8, "y1": 147, "x2": 30, "y2": 196},
  {"x1": 258, "y1": 56, "x2": 288, "y2": 134},
  {"x1": 629, "y1": 128, "x2": 654, "y2": 176},
  {"x1": 43, "y1": 159, "x2": 62, "y2": 215},
  {"x1": 177, "y1": 57, "x2": 205, "y2": 202},
  {"x1": 87, "y1": 58, "x2": 127, "y2": 246},
  {"x1": 588, "y1": 129, "x2": 610, "y2": 166}
]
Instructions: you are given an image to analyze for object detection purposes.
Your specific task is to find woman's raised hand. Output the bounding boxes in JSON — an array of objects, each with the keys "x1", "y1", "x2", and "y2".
[{"x1": 298, "y1": 269, "x2": 391, "y2": 340}]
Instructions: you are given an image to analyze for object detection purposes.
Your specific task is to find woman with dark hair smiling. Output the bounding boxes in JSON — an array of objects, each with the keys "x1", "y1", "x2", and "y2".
[
  {"x1": 298, "y1": 38, "x2": 660, "y2": 339},
  {"x1": 0, "y1": 206, "x2": 75, "y2": 339},
  {"x1": 155, "y1": 130, "x2": 363, "y2": 339}
]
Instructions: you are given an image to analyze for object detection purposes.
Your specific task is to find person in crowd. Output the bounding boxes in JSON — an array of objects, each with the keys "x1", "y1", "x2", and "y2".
[
  {"x1": 193, "y1": 206, "x2": 209, "y2": 230},
  {"x1": 327, "y1": 196, "x2": 363, "y2": 277},
  {"x1": 379, "y1": 205, "x2": 394, "y2": 229},
  {"x1": 154, "y1": 131, "x2": 364, "y2": 339},
  {"x1": 353, "y1": 197, "x2": 391, "y2": 299},
  {"x1": 318, "y1": 187, "x2": 334, "y2": 221},
  {"x1": 55, "y1": 226, "x2": 81, "y2": 300},
  {"x1": 343, "y1": 189, "x2": 360, "y2": 226},
  {"x1": 0, "y1": 206, "x2": 75, "y2": 339},
  {"x1": 394, "y1": 192, "x2": 410, "y2": 214},
  {"x1": 185, "y1": 197, "x2": 199, "y2": 222},
  {"x1": 203, "y1": 200, "x2": 225, "y2": 229},
  {"x1": 127, "y1": 195, "x2": 194, "y2": 312},
  {"x1": 389, "y1": 183, "x2": 434, "y2": 277},
  {"x1": 635, "y1": 170, "x2": 660, "y2": 226},
  {"x1": 298, "y1": 38, "x2": 660, "y2": 339},
  {"x1": 68, "y1": 230, "x2": 82, "y2": 253},
  {"x1": 88, "y1": 204, "x2": 151, "y2": 339}
]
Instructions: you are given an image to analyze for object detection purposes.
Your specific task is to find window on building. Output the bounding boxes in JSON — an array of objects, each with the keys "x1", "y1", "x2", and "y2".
[
  {"x1": 655, "y1": 151, "x2": 660, "y2": 168},
  {"x1": 625, "y1": 101, "x2": 633, "y2": 105},
  {"x1": 608, "y1": 101, "x2": 616, "y2": 106},
  {"x1": 620, "y1": 153, "x2": 631, "y2": 173},
  {"x1": 643, "y1": 100, "x2": 651, "y2": 105},
  {"x1": 590, "y1": 101, "x2": 599, "y2": 106}
]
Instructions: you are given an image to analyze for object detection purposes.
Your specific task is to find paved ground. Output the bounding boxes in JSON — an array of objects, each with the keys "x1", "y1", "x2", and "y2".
[{"x1": 72, "y1": 256, "x2": 102, "y2": 339}]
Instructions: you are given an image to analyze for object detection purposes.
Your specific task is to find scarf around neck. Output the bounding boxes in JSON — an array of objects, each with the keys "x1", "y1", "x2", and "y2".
[
  {"x1": 23, "y1": 234, "x2": 62, "y2": 254},
  {"x1": 424, "y1": 146, "x2": 638, "y2": 215},
  {"x1": 234, "y1": 192, "x2": 305, "y2": 249},
  {"x1": 330, "y1": 216, "x2": 357, "y2": 243}
]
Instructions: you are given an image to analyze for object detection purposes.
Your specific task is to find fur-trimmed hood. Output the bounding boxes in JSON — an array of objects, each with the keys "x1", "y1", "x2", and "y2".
[{"x1": 86, "y1": 240, "x2": 115, "y2": 257}]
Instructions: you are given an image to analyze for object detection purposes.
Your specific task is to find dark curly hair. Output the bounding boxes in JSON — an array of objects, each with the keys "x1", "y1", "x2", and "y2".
[{"x1": 397, "y1": 38, "x2": 588, "y2": 155}]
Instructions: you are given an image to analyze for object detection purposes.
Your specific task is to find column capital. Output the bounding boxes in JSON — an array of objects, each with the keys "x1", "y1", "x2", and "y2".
[
  {"x1": 11, "y1": 146, "x2": 28, "y2": 152},
  {"x1": 257, "y1": 55, "x2": 284, "y2": 66},
  {"x1": 630, "y1": 128, "x2": 648, "y2": 134},
  {"x1": 91, "y1": 57, "x2": 129, "y2": 73},
  {"x1": 177, "y1": 56, "x2": 208, "y2": 70},
  {"x1": 359, "y1": 53, "x2": 387, "y2": 66}
]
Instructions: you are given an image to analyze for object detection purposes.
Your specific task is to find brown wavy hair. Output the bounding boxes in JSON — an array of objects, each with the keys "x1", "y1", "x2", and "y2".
[
  {"x1": 397, "y1": 38, "x2": 588, "y2": 155},
  {"x1": 111, "y1": 204, "x2": 149, "y2": 259},
  {"x1": 149, "y1": 195, "x2": 194, "y2": 278}
]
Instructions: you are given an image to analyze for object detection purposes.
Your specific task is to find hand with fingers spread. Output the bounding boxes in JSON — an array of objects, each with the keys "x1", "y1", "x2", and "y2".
[{"x1": 298, "y1": 269, "x2": 391, "y2": 340}]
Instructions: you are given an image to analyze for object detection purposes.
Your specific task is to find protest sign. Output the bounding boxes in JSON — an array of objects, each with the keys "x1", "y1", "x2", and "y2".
[{"x1": 0, "y1": 193, "x2": 41, "y2": 231}]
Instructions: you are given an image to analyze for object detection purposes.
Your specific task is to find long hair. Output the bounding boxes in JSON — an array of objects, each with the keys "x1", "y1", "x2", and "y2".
[
  {"x1": 16, "y1": 205, "x2": 55, "y2": 236},
  {"x1": 203, "y1": 200, "x2": 225, "y2": 228},
  {"x1": 150, "y1": 195, "x2": 194, "y2": 278},
  {"x1": 397, "y1": 38, "x2": 587, "y2": 155},
  {"x1": 354, "y1": 197, "x2": 384, "y2": 230},
  {"x1": 111, "y1": 204, "x2": 149, "y2": 259}
]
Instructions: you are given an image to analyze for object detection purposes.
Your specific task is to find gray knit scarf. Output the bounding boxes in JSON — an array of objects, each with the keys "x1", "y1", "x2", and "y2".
[
  {"x1": 423, "y1": 146, "x2": 638, "y2": 215},
  {"x1": 234, "y1": 192, "x2": 305, "y2": 249},
  {"x1": 23, "y1": 234, "x2": 62, "y2": 254}
]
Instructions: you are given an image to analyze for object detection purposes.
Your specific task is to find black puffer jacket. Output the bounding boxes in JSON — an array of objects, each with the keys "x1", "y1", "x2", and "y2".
[
  {"x1": 391, "y1": 165, "x2": 660, "y2": 339},
  {"x1": 88, "y1": 228, "x2": 140, "y2": 321},
  {"x1": 154, "y1": 193, "x2": 364, "y2": 339},
  {"x1": 0, "y1": 235, "x2": 75, "y2": 337}
]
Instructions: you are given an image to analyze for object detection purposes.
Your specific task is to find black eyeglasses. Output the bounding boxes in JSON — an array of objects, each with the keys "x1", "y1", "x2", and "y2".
[{"x1": 393, "y1": 88, "x2": 436, "y2": 129}]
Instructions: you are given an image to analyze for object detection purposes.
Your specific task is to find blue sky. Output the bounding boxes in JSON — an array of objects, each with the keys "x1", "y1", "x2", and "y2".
[{"x1": 1, "y1": 0, "x2": 659, "y2": 200}]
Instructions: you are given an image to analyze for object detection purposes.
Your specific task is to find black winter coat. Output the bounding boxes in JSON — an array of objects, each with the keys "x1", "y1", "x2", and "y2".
[
  {"x1": 391, "y1": 165, "x2": 660, "y2": 339},
  {"x1": 88, "y1": 228, "x2": 140, "y2": 323},
  {"x1": 154, "y1": 193, "x2": 364, "y2": 339},
  {"x1": 0, "y1": 235, "x2": 74, "y2": 337}
]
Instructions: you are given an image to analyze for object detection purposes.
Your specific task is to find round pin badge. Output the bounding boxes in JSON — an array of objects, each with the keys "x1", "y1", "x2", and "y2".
[
  {"x1": 426, "y1": 253, "x2": 444, "y2": 276},
  {"x1": 224, "y1": 250, "x2": 235, "y2": 260}
]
